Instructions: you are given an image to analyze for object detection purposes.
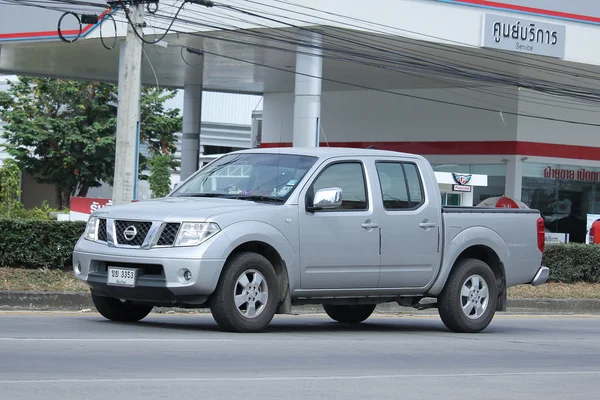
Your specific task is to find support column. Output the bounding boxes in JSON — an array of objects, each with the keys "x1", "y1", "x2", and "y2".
[
  {"x1": 504, "y1": 155, "x2": 523, "y2": 200},
  {"x1": 112, "y1": 4, "x2": 144, "y2": 205},
  {"x1": 180, "y1": 83, "x2": 203, "y2": 181},
  {"x1": 293, "y1": 32, "x2": 323, "y2": 148}
]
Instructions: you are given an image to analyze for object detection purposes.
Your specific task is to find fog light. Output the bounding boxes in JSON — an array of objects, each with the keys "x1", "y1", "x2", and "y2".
[
  {"x1": 75, "y1": 262, "x2": 82, "y2": 276},
  {"x1": 178, "y1": 268, "x2": 193, "y2": 283}
]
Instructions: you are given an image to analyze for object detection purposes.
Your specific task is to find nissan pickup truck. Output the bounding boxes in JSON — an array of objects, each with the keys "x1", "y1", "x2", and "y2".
[{"x1": 72, "y1": 147, "x2": 548, "y2": 333}]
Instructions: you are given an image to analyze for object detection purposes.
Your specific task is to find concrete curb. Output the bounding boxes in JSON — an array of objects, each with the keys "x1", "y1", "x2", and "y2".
[{"x1": 1, "y1": 291, "x2": 599, "y2": 315}]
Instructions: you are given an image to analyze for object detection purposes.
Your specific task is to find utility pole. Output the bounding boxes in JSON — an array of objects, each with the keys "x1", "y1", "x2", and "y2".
[{"x1": 112, "y1": 2, "x2": 144, "y2": 206}]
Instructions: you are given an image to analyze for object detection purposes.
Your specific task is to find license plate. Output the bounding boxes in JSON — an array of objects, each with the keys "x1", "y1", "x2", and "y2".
[{"x1": 107, "y1": 267, "x2": 138, "y2": 287}]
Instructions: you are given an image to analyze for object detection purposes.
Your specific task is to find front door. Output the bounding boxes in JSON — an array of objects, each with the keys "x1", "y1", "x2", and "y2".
[
  {"x1": 298, "y1": 160, "x2": 380, "y2": 290},
  {"x1": 373, "y1": 159, "x2": 442, "y2": 289}
]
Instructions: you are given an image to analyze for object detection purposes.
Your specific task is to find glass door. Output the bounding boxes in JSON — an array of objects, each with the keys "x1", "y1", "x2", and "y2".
[{"x1": 441, "y1": 193, "x2": 462, "y2": 206}]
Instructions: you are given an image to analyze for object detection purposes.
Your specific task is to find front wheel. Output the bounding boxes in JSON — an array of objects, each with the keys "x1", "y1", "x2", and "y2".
[
  {"x1": 323, "y1": 304, "x2": 376, "y2": 324},
  {"x1": 438, "y1": 258, "x2": 498, "y2": 333},
  {"x1": 210, "y1": 252, "x2": 279, "y2": 333},
  {"x1": 91, "y1": 294, "x2": 153, "y2": 322}
]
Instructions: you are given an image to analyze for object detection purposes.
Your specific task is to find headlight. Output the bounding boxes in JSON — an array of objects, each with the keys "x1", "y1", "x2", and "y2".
[
  {"x1": 83, "y1": 216, "x2": 99, "y2": 241},
  {"x1": 174, "y1": 222, "x2": 220, "y2": 247}
]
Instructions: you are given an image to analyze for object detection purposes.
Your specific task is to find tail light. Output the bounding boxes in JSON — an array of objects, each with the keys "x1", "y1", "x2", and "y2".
[{"x1": 537, "y1": 217, "x2": 545, "y2": 253}]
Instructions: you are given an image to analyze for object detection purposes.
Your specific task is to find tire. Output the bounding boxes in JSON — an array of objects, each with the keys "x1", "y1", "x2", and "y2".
[
  {"x1": 91, "y1": 294, "x2": 153, "y2": 322},
  {"x1": 323, "y1": 304, "x2": 376, "y2": 324},
  {"x1": 438, "y1": 258, "x2": 498, "y2": 333},
  {"x1": 210, "y1": 252, "x2": 279, "y2": 333}
]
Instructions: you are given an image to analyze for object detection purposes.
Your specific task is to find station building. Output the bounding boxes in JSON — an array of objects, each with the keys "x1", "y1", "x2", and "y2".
[{"x1": 2, "y1": 0, "x2": 600, "y2": 241}]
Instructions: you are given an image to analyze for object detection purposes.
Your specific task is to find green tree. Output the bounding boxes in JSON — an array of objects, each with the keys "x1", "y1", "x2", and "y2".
[
  {"x1": 0, "y1": 158, "x2": 22, "y2": 217},
  {"x1": 139, "y1": 87, "x2": 182, "y2": 176},
  {"x1": 0, "y1": 77, "x2": 117, "y2": 209},
  {"x1": 0, "y1": 77, "x2": 182, "y2": 209},
  {"x1": 148, "y1": 154, "x2": 174, "y2": 198}
]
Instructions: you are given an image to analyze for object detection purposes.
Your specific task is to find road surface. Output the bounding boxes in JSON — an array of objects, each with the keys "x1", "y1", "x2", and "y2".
[{"x1": 0, "y1": 312, "x2": 599, "y2": 399}]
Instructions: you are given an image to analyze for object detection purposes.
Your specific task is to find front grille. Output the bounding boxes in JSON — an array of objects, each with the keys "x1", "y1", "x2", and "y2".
[
  {"x1": 157, "y1": 223, "x2": 181, "y2": 246},
  {"x1": 97, "y1": 219, "x2": 107, "y2": 242},
  {"x1": 114, "y1": 220, "x2": 152, "y2": 246}
]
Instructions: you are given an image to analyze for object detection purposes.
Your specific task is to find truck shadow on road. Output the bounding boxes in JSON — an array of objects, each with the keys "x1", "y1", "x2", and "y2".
[{"x1": 89, "y1": 314, "x2": 513, "y2": 335}]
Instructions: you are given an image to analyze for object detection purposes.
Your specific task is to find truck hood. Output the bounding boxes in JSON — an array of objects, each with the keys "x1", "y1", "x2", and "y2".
[{"x1": 92, "y1": 197, "x2": 280, "y2": 222}]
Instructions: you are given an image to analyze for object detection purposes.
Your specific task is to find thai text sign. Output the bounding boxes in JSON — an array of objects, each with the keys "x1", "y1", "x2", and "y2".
[
  {"x1": 482, "y1": 13, "x2": 566, "y2": 59},
  {"x1": 544, "y1": 166, "x2": 600, "y2": 182}
]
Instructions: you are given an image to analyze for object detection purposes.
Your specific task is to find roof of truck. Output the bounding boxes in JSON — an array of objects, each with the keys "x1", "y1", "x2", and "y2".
[{"x1": 231, "y1": 146, "x2": 424, "y2": 160}]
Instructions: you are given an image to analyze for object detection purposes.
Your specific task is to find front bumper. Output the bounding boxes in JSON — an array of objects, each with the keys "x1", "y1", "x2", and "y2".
[
  {"x1": 531, "y1": 266, "x2": 550, "y2": 286},
  {"x1": 72, "y1": 238, "x2": 226, "y2": 307}
]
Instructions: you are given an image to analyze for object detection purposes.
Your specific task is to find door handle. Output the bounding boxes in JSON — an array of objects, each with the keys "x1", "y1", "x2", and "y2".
[
  {"x1": 419, "y1": 221, "x2": 437, "y2": 229},
  {"x1": 361, "y1": 222, "x2": 380, "y2": 230}
]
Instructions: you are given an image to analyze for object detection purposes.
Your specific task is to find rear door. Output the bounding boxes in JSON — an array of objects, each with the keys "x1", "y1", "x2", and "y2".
[{"x1": 371, "y1": 157, "x2": 442, "y2": 289}]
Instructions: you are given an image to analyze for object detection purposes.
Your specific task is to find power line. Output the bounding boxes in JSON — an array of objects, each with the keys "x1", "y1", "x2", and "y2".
[
  {"x1": 181, "y1": 44, "x2": 600, "y2": 127},
  {"x1": 146, "y1": 4, "x2": 600, "y2": 111}
]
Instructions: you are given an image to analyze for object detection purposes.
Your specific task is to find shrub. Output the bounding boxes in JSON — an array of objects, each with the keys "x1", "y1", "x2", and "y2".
[
  {"x1": 543, "y1": 243, "x2": 600, "y2": 283},
  {"x1": 0, "y1": 219, "x2": 86, "y2": 269}
]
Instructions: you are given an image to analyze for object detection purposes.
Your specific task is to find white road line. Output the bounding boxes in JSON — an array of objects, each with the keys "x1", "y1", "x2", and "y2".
[
  {"x1": 0, "y1": 338, "x2": 234, "y2": 342},
  {"x1": 2, "y1": 371, "x2": 600, "y2": 385}
]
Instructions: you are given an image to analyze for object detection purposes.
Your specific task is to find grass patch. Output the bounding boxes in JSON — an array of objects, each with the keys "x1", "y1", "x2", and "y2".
[
  {"x1": 0, "y1": 267, "x2": 88, "y2": 292},
  {"x1": 0, "y1": 268, "x2": 599, "y2": 299}
]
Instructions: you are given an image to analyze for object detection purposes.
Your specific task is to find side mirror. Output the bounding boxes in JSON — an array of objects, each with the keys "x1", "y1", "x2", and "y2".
[{"x1": 308, "y1": 187, "x2": 342, "y2": 212}]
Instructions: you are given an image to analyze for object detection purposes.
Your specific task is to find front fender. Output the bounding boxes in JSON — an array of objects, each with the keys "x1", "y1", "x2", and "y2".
[
  {"x1": 426, "y1": 226, "x2": 510, "y2": 296},
  {"x1": 210, "y1": 221, "x2": 298, "y2": 290}
]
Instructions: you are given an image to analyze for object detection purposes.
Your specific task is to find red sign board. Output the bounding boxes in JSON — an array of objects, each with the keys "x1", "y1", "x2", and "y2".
[{"x1": 70, "y1": 197, "x2": 113, "y2": 215}]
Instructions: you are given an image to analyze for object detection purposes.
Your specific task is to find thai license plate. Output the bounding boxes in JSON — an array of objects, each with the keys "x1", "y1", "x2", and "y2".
[{"x1": 107, "y1": 267, "x2": 138, "y2": 287}]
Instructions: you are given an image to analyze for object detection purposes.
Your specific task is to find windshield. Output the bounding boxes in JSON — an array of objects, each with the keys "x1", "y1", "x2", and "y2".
[{"x1": 172, "y1": 153, "x2": 318, "y2": 203}]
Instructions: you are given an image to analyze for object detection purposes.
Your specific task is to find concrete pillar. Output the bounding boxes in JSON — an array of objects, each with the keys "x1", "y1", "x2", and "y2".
[
  {"x1": 505, "y1": 155, "x2": 523, "y2": 200},
  {"x1": 180, "y1": 84, "x2": 203, "y2": 181},
  {"x1": 462, "y1": 191, "x2": 474, "y2": 206},
  {"x1": 293, "y1": 32, "x2": 323, "y2": 148}
]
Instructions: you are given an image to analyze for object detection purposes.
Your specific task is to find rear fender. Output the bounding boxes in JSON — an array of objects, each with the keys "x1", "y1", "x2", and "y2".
[{"x1": 427, "y1": 226, "x2": 510, "y2": 296}]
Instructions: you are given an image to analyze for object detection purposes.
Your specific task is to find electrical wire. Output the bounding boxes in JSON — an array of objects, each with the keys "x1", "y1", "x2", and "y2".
[
  {"x1": 99, "y1": 12, "x2": 117, "y2": 50},
  {"x1": 152, "y1": 2, "x2": 600, "y2": 105},
  {"x1": 32, "y1": 0, "x2": 600, "y2": 121},
  {"x1": 269, "y1": 0, "x2": 600, "y2": 82},
  {"x1": 180, "y1": 44, "x2": 600, "y2": 127},
  {"x1": 144, "y1": 8, "x2": 600, "y2": 112},
  {"x1": 57, "y1": 11, "x2": 82, "y2": 43},
  {"x1": 215, "y1": 1, "x2": 600, "y2": 96}
]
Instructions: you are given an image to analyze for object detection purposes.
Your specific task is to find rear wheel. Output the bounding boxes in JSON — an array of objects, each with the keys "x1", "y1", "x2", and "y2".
[
  {"x1": 210, "y1": 252, "x2": 279, "y2": 333},
  {"x1": 323, "y1": 304, "x2": 376, "y2": 324},
  {"x1": 91, "y1": 294, "x2": 153, "y2": 322},
  {"x1": 438, "y1": 258, "x2": 498, "y2": 333}
]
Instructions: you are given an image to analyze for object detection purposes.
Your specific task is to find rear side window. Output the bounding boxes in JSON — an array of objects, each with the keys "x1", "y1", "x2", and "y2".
[
  {"x1": 310, "y1": 162, "x2": 368, "y2": 211},
  {"x1": 375, "y1": 161, "x2": 425, "y2": 210}
]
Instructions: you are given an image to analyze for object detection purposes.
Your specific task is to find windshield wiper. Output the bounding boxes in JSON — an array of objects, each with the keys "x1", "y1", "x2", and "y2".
[{"x1": 231, "y1": 195, "x2": 284, "y2": 203}]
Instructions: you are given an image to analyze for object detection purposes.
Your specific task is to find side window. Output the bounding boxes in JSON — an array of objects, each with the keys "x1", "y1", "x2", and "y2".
[
  {"x1": 310, "y1": 162, "x2": 368, "y2": 211},
  {"x1": 403, "y1": 163, "x2": 424, "y2": 206},
  {"x1": 375, "y1": 162, "x2": 425, "y2": 210}
]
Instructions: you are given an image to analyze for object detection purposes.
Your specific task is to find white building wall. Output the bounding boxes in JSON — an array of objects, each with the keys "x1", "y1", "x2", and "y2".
[
  {"x1": 263, "y1": 87, "x2": 519, "y2": 145},
  {"x1": 516, "y1": 88, "x2": 600, "y2": 147}
]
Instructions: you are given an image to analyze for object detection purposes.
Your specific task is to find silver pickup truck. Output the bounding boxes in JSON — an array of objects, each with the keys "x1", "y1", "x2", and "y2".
[{"x1": 73, "y1": 147, "x2": 548, "y2": 333}]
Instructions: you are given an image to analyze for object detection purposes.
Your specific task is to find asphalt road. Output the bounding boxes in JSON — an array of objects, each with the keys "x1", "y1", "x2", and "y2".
[{"x1": 1, "y1": 312, "x2": 600, "y2": 400}]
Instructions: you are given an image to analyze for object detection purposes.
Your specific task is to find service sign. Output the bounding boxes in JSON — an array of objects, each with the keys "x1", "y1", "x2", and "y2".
[{"x1": 481, "y1": 13, "x2": 566, "y2": 59}]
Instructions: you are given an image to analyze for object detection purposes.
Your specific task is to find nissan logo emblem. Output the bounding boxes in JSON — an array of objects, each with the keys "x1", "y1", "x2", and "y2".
[{"x1": 123, "y1": 225, "x2": 138, "y2": 241}]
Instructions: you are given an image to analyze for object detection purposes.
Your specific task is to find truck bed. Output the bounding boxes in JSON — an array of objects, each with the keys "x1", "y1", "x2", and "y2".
[{"x1": 441, "y1": 205, "x2": 542, "y2": 288}]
